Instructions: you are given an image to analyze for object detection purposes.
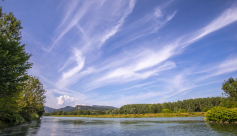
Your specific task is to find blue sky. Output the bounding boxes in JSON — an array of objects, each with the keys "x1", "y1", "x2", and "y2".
[{"x1": 1, "y1": 0, "x2": 237, "y2": 108}]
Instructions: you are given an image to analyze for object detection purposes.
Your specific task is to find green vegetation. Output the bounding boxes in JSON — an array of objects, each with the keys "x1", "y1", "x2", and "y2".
[
  {"x1": 205, "y1": 106, "x2": 237, "y2": 123},
  {"x1": 44, "y1": 105, "x2": 117, "y2": 113},
  {"x1": 0, "y1": 8, "x2": 46, "y2": 128},
  {"x1": 162, "y1": 109, "x2": 172, "y2": 113},
  {"x1": 119, "y1": 97, "x2": 221, "y2": 114},
  {"x1": 44, "y1": 109, "x2": 106, "y2": 116},
  {"x1": 220, "y1": 77, "x2": 237, "y2": 108},
  {"x1": 72, "y1": 105, "x2": 117, "y2": 111},
  {"x1": 205, "y1": 77, "x2": 237, "y2": 123},
  {"x1": 44, "y1": 97, "x2": 221, "y2": 117},
  {"x1": 50, "y1": 112, "x2": 205, "y2": 118}
]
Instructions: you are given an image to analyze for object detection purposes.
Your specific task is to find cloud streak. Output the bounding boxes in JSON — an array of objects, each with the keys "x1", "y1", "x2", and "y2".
[
  {"x1": 58, "y1": 4, "x2": 237, "y2": 100},
  {"x1": 15, "y1": 0, "x2": 237, "y2": 108}
]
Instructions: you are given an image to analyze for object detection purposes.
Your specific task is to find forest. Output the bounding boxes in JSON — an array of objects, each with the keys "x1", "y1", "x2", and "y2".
[
  {"x1": 0, "y1": 8, "x2": 46, "y2": 128},
  {"x1": 44, "y1": 97, "x2": 222, "y2": 116}
]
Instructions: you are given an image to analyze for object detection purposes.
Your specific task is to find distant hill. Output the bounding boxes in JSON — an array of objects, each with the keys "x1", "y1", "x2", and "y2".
[
  {"x1": 73, "y1": 105, "x2": 117, "y2": 111},
  {"x1": 58, "y1": 106, "x2": 74, "y2": 111},
  {"x1": 44, "y1": 105, "x2": 117, "y2": 113},
  {"x1": 44, "y1": 106, "x2": 74, "y2": 113},
  {"x1": 92, "y1": 105, "x2": 118, "y2": 109},
  {"x1": 44, "y1": 106, "x2": 57, "y2": 113}
]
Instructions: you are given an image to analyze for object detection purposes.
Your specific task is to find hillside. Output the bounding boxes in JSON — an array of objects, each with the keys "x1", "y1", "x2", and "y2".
[
  {"x1": 44, "y1": 105, "x2": 117, "y2": 113},
  {"x1": 58, "y1": 106, "x2": 74, "y2": 111},
  {"x1": 92, "y1": 105, "x2": 117, "y2": 109},
  {"x1": 44, "y1": 106, "x2": 74, "y2": 113},
  {"x1": 44, "y1": 106, "x2": 57, "y2": 113},
  {"x1": 73, "y1": 105, "x2": 117, "y2": 111}
]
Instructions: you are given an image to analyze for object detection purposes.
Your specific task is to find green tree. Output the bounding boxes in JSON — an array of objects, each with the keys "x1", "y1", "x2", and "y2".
[
  {"x1": 96, "y1": 110, "x2": 103, "y2": 115},
  {"x1": 0, "y1": 7, "x2": 32, "y2": 96},
  {"x1": 0, "y1": 7, "x2": 32, "y2": 127},
  {"x1": 62, "y1": 111, "x2": 67, "y2": 115},
  {"x1": 19, "y1": 76, "x2": 46, "y2": 121},
  {"x1": 85, "y1": 110, "x2": 90, "y2": 115},
  {"x1": 162, "y1": 109, "x2": 171, "y2": 113},
  {"x1": 202, "y1": 107, "x2": 208, "y2": 112},
  {"x1": 180, "y1": 109, "x2": 186, "y2": 113},
  {"x1": 222, "y1": 77, "x2": 237, "y2": 102},
  {"x1": 77, "y1": 110, "x2": 83, "y2": 115}
]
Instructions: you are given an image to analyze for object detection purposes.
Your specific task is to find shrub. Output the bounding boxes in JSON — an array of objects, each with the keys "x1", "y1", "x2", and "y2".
[
  {"x1": 202, "y1": 107, "x2": 208, "y2": 112},
  {"x1": 205, "y1": 106, "x2": 237, "y2": 123},
  {"x1": 180, "y1": 109, "x2": 186, "y2": 113},
  {"x1": 162, "y1": 109, "x2": 172, "y2": 113}
]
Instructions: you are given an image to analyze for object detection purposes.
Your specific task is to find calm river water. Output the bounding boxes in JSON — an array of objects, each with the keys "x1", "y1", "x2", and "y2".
[{"x1": 1, "y1": 116, "x2": 237, "y2": 136}]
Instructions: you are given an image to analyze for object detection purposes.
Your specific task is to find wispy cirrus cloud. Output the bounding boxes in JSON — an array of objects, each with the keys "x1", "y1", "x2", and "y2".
[
  {"x1": 53, "y1": 0, "x2": 136, "y2": 90},
  {"x1": 75, "y1": 5, "x2": 237, "y2": 104},
  {"x1": 12, "y1": 0, "x2": 237, "y2": 108},
  {"x1": 180, "y1": 6, "x2": 237, "y2": 48},
  {"x1": 196, "y1": 56, "x2": 237, "y2": 82},
  {"x1": 109, "y1": 7, "x2": 177, "y2": 51},
  {"x1": 62, "y1": 5, "x2": 237, "y2": 95}
]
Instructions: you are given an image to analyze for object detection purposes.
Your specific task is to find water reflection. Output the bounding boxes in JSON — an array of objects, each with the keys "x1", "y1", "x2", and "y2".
[
  {"x1": 206, "y1": 123, "x2": 237, "y2": 135},
  {"x1": 1, "y1": 117, "x2": 237, "y2": 136},
  {"x1": 0, "y1": 120, "x2": 41, "y2": 136}
]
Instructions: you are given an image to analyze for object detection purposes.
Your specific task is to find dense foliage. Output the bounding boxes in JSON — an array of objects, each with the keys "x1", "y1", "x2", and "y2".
[
  {"x1": 222, "y1": 77, "x2": 237, "y2": 99},
  {"x1": 19, "y1": 76, "x2": 46, "y2": 121},
  {"x1": 221, "y1": 77, "x2": 237, "y2": 108},
  {"x1": 0, "y1": 8, "x2": 46, "y2": 128},
  {"x1": 205, "y1": 77, "x2": 237, "y2": 123},
  {"x1": 73, "y1": 105, "x2": 117, "y2": 111},
  {"x1": 205, "y1": 106, "x2": 237, "y2": 123},
  {"x1": 119, "y1": 97, "x2": 221, "y2": 114},
  {"x1": 44, "y1": 97, "x2": 221, "y2": 116},
  {"x1": 0, "y1": 7, "x2": 32, "y2": 96},
  {"x1": 44, "y1": 109, "x2": 107, "y2": 116}
]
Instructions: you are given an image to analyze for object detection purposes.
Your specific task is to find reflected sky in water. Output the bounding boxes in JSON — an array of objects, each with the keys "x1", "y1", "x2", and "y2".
[{"x1": 1, "y1": 116, "x2": 237, "y2": 136}]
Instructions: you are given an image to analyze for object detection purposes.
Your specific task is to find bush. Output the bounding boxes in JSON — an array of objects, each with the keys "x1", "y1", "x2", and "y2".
[
  {"x1": 180, "y1": 109, "x2": 186, "y2": 113},
  {"x1": 205, "y1": 106, "x2": 237, "y2": 123},
  {"x1": 162, "y1": 109, "x2": 172, "y2": 113},
  {"x1": 202, "y1": 107, "x2": 208, "y2": 112}
]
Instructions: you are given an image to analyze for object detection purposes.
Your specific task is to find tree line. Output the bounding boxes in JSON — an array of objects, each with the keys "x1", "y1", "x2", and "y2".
[
  {"x1": 119, "y1": 97, "x2": 221, "y2": 114},
  {"x1": 44, "y1": 97, "x2": 222, "y2": 116},
  {"x1": 0, "y1": 7, "x2": 46, "y2": 128}
]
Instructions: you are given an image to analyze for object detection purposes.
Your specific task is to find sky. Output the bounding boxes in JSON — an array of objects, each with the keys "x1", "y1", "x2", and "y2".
[{"x1": 1, "y1": 0, "x2": 237, "y2": 108}]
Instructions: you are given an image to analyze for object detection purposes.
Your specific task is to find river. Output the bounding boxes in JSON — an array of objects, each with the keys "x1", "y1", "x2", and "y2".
[{"x1": 1, "y1": 116, "x2": 237, "y2": 136}]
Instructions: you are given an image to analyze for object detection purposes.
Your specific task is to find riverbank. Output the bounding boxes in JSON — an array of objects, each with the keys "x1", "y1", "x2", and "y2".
[
  {"x1": 50, "y1": 112, "x2": 206, "y2": 118},
  {"x1": 0, "y1": 121, "x2": 9, "y2": 129}
]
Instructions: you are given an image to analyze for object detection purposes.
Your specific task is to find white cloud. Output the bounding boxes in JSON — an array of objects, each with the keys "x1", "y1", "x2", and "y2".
[
  {"x1": 62, "y1": 49, "x2": 85, "y2": 79},
  {"x1": 98, "y1": 0, "x2": 136, "y2": 48},
  {"x1": 47, "y1": 1, "x2": 95, "y2": 52},
  {"x1": 53, "y1": 0, "x2": 136, "y2": 89},
  {"x1": 33, "y1": 1, "x2": 237, "y2": 108},
  {"x1": 196, "y1": 56, "x2": 237, "y2": 82},
  {"x1": 57, "y1": 95, "x2": 75, "y2": 105},
  {"x1": 181, "y1": 6, "x2": 237, "y2": 48},
  {"x1": 82, "y1": 60, "x2": 176, "y2": 92},
  {"x1": 154, "y1": 8, "x2": 163, "y2": 18},
  {"x1": 110, "y1": 7, "x2": 177, "y2": 51},
  {"x1": 57, "y1": 4, "x2": 237, "y2": 98},
  {"x1": 116, "y1": 82, "x2": 156, "y2": 92},
  {"x1": 167, "y1": 11, "x2": 176, "y2": 21}
]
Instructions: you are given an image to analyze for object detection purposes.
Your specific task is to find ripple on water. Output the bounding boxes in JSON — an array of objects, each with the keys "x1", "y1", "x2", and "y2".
[{"x1": 1, "y1": 116, "x2": 237, "y2": 136}]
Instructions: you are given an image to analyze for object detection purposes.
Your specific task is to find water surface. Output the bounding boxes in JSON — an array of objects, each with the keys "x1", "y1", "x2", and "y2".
[{"x1": 1, "y1": 116, "x2": 237, "y2": 136}]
